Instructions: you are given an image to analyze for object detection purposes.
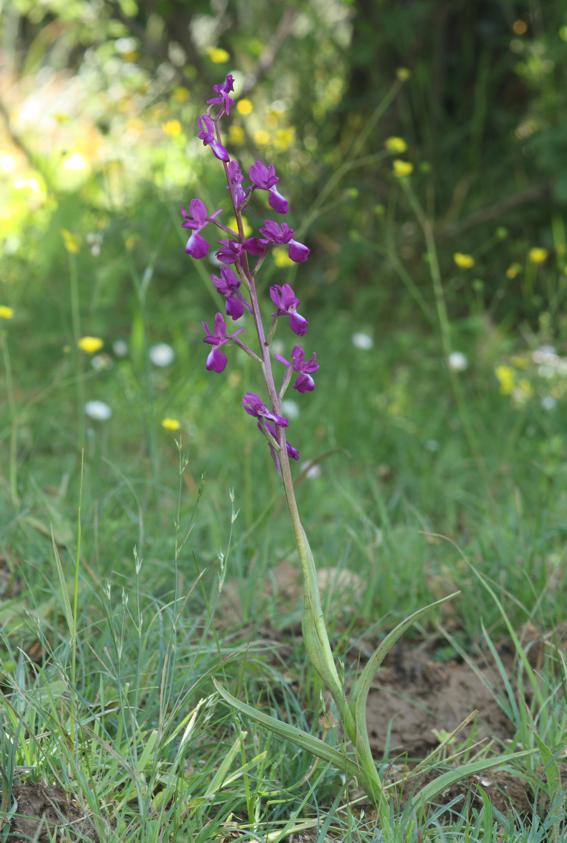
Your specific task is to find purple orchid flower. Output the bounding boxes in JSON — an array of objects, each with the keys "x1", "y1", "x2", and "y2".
[
  {"x1": 259, "y1": 220, "x2": 309, "y2": 262},
  {"x1": 216, "y1": 239, "x2": 242, "y2": 264},
  {"x1": 249, "y1": 161, "x2": 289, "y2": 214},
  {"x1": 207, "y1": 74, "x2": 235, "y2": 116},
  {"x1": 242, "y1": 392, "x2": 288, "y2": 427},
  {"x1": 211, "y1": 266, "x2": 247, "y2": 320},
  {"x1": 277, "y1": 345, "x2": 320, "y2": 393},
  {"x1": 202, "y1": 312, "x2": 243, "y2": 372},
  {"x1": 182, "y1": 199, "x2": 222, "y2": 259},
  {"x1": 227, "y1": 160, "x2": 246, "y2": 210},
  {"x1": 270, "y1": 283, "x2": 308, "y2": 336},
  {"x1": 242, "y1": 236, "x2": 269, "y2": 256},
  {"x1": 197, "y1": 114, "x2": 229, "y2": 162}
]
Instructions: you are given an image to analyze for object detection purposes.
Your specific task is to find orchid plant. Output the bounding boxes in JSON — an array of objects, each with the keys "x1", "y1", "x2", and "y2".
[{"x1": 180, "y1": 74, "x2": 526, "y2": 811}]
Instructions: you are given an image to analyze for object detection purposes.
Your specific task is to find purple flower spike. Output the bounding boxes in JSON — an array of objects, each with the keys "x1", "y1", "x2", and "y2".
[
  {"x1": 211, "y1": 266, "x2": 247, "y2": 320},
  {"x1": 197, "y1": 114, "x2": 229, "y2": 161},
  {"x1": 227, "y1": 160, "x2": 246, "y2": 209},
  {"x1": 277, "y1": 345, "x2": 320, "y2": 393},
  {"x1": 242, "y1": 392, "x2": 288, "y2": 427},
  {"x1": 202, "y1": 312, "x2": 243, "y2": 373},
  {"x1": 270, "y1": 283, "x2": 308, "y2": 336},
  {"x1": 249, "y1": 160, "x2": 279, "y2": 190},
  {"x1": 207, "y1": 74, "x2": 235, "y2": 116},
  {"x1": 182, "y1": 199, "x2": 222, "y2": 259}
]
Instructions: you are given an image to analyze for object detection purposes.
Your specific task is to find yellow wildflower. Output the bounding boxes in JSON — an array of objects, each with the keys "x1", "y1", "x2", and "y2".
[
  {"x1": 254, "y1": 129, "x2": 270, "y2": 146},
  {"x1": 396, "y1": 67, "x2": 411, "y2": 81},
  {"x1": 172, "y1": 86, "x2": 190, "y2": 103},
  {"x1": 385, "y1": 136, "x2": 408, "y2": 153},
  {"x1": 228, "y1": 216, "x2": 252, "y2": 238},
  {"x1": 528, "y1": 247, "x2": 548, "y2": 265},
  {"x1": 392, "y1": 159, "x2": 413, "y2": 177},
  {"x1": 273, "y1": 247, "x2": 294, "y2": 268},
  {"x1": 78, "y1": 336, "x2": 104, "y2": 354},
  {"x1": 207, "y1": 47, "x2": 230, "y2": 64},
  {"x1": 62, "y1": 229, "x2": 80, "y2": 254},
  {"x1": 237, "y1": 98, "x2": 253, "y2": 116},
  {"x1": 0, "y1": 306, "x2": 14, "y2": 320},
  {"x1": 161, "y1": 417, "x2": 181, "y2": 431},
  {"x1": 162, "y1": 119, "x2": 183, "y2": 138},
  {"x1": 453, "y1": 252, "x2": 475, "y2": 270},
  {"x1": 506, "y1": 262, "x2": 522, "y2": 279},
  {"x1": 274, "y1": 127, "x2": 296, "y2": 150},
  {"x1": 228, "y1": 125, "x2": 245, "y2": 145},
  {"x1": 495, "y1": 365, "x2": 515, "y2": 396}
]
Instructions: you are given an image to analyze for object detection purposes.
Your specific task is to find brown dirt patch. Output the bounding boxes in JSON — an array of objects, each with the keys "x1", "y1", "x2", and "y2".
[
  {"x1": 364, "y1": 644, "x2": 513, "y2": 757},
  {"x1": 5, "y1": 783, "x2": 96, "y2": 842}
]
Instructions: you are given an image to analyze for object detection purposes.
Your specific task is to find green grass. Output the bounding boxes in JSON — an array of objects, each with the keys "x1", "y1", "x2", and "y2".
[{"x1": 1, "y1": 243, "x2": 567, "y2": 838}]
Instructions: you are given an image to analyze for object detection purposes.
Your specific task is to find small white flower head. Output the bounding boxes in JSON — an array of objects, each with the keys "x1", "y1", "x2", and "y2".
[
  {"x1": 533, "y1": 345, "x2": 557, "y2": 364},
  {"x1": 351, "y1": 332, "x2": 374, "y2": 350},
  {"x1": 281, "y1": 399, "x2": 300, "y2": 420},
  {"x1": 113, "y1": 339, "x2": 129, "y2": 357},
  {"x1": 541, "y1": 395, "x2": 557, "y2": 411},
  {"x1": 448, "y1": 351, "x2": 468, "y2": 372},
  {"x1": 84, "y1": 400, "x2": 112, "y2": 421},
  {"x1": 301, "y1": 461, "x2": 321, "y2": 479},
  {"x1": 149, "y1": 342, "x2": 175, "y2": 367},
  {"x1": 91, "y1": 354, "x2": 113, "y2": 371}
]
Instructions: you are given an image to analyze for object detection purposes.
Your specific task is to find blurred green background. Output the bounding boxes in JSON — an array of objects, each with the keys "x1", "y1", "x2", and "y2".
[{"x1": 2, "y1": 0, "x2": 567, "y2": 634}]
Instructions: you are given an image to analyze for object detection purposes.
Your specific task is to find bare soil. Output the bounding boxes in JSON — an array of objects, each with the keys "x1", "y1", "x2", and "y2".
[{"x1": 6, "y1": 784, "x2": 95, "y2": 842}]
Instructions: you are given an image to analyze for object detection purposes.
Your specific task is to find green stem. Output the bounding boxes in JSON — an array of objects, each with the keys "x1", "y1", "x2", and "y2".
[{"x1": 0, "y1": 328, "x2": 18, "y2": 506}]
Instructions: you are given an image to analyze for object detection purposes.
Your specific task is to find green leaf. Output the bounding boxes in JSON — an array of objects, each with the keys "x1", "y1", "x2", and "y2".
[
  {"x1": 350, "y1": 593, "x2": 460, "y2": 760},
  {"x1": 214, "y1": 680, "x2": 360, "y2": 780},
  {"x1": 409, "y1": 749, "x2": 537, "y2": 811}
]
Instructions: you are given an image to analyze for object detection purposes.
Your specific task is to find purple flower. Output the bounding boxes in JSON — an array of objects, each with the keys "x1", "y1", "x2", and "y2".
[
  {"x1": 277, "y1": 345, "x2": 320, "y2": 393},
  {"x1": 270, "y1": 284, "x2": 308, "y2": 336},
  {"x1": 207, "y1": 74, "x2": 235, "y2": 116},
  {"x1": 227, "y1": 160, "x2": 246, "y2": 210},
  {"x1": 249, "y1": 160, "x2": 279, "y2": 190},
  {"x1": 182, "y1": 199, "x2": 222, "y2": 259},
  {"x1": 211, "y1": 267, "x2": 247, "y2": 320},
  {"x1": 242, "y1": 236, "x2": 269, "y2": 256},
  {"x1": 248, "y1": 161, "x2": 289, "y2": 215},
  {"x1": 242, "y1": 392, "x2": 288, "y2": 427},
  {"x1": 202, "y1": 312, "x2": 243, "y2": 373},
  {"x1": 197, "y1": 114, "x2": 229, "y2": 162},
  {"x1": 259, "y1": 220, "x2": 309, "y2": 262},
  {"x1": 265, "y1": 422, "x2": 300, "y2": 460},
  {"x1": 216, "y1": 239, "x2": 242, "y2": 264}
]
